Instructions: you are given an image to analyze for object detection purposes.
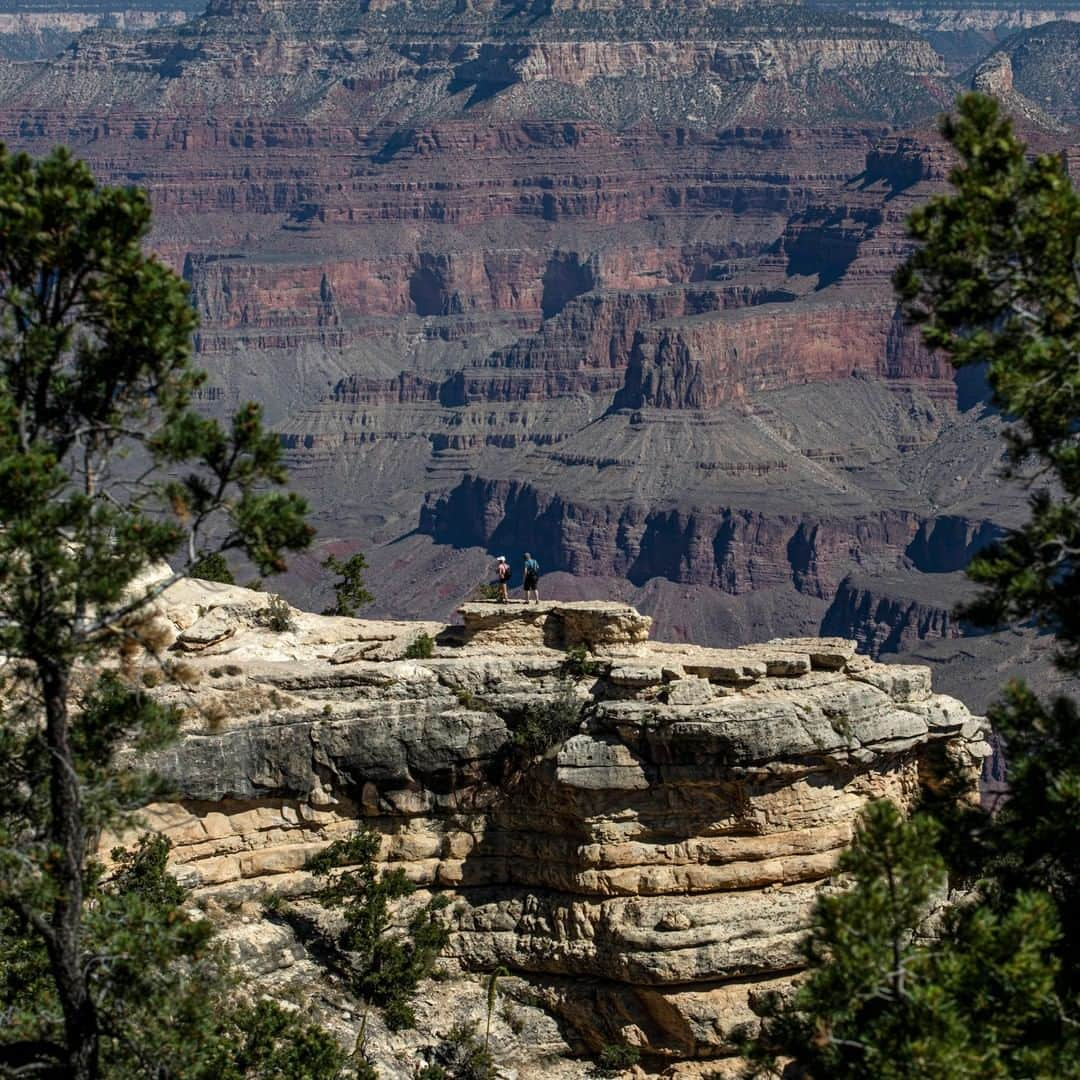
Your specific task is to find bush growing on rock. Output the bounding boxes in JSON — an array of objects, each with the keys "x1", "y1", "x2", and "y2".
[
  {"x1": 405, "y1": 632, "x2": 435, "y2": 659},
  {"x1": 594, "y1": 1042, "x2": 641, "y2": 1076},
  {"x1": 422, "y1": 1023, "x2": 498, "y2": 1080},
  {"x1": 507, "y1": 687, "x2": 584, "y2": 757},
  {"x1": 189, "y1": 551, "x2": 236, "y2": 585},
  {"x1": 468, "y1": 584, "x2": 503, "y2": 602},
  {"x1": 260, "y1": 594, "x2": 297, "y2": 632},
  {"x1": 305, "y1": 826, "x2": 452, "y2": 1033},
  {"x1": 562, "y1": 643, "x2": 598, "y2": 679}
]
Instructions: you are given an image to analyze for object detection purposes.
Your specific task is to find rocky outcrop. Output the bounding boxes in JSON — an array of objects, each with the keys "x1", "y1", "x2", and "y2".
[
  {"x1": 820, "y1": 573, "x2": 976, "y2": 657},
  {"x1": 812, "y1": 2, "x2": 1080, "y2": 70},
  {"x1": 975, "y1": 20, "x2": 1080, "y2": 127},
  {"x1": 0, "y1": 2, "x2": 199, "y2": 59},
  {"x1": 125, "y1": 576, "x2": 989, "y2": 1074},
  {"x1": 618, "y1": 301, "x2": 948, "y2": 411},
  {"x1": 971, "y1": 50, "x2": 1068, "y2": 131}
]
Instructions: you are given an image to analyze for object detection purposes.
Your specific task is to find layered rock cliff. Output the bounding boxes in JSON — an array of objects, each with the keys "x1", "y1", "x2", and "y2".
[
  {"x1": 125, "y1": 575, "x2": 989, "y2": 1075},
  {"x1": 973, "y1": 20, "x2": 1080, "y2": 126},
  {"x1": 0, "y1": 1, "x2": 200, "y2": 59},
  {"x1": 808, "y1": 0, "x2": 1080, "y2": 70},
  {"x1": 0, "y1": 0, "x2": 1071, "y2": 699}
]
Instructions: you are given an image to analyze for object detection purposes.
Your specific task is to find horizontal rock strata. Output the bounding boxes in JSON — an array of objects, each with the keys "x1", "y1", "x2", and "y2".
[
  {"x1": 126, "y1": 576, "x2": 988, "y2": 1069},
  {"x1": 0, "y1": 0, "x2": 1055, "y2": 676}
]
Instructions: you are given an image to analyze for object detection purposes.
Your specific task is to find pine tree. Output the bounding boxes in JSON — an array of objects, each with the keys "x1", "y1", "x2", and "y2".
[
  {"x1": 0, "y1": 145, "x2": 320, "y2": 1077},
  {"x1": 303, "y1": 826, "x2": 451, "y2": 1036},
  {"x1": 322, "y1": 551, "x2": 373, "y2": 617},
  {"x1": 897, "y1": 92, "x2": 1080, "y2": 990},
  {"x1": 743, "y1": 93, "x2": 1080, "y2": 1077},
  {"x1": 744, "y1": 803, "x2": 1064, "y2": 1077}
]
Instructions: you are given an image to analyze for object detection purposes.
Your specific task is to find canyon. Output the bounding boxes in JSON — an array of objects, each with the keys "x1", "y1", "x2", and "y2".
[
  {"x1": 3, "y1": 3, "x2": 1078, "y2": 1072},
  {"x1": 0, "y1": 1, "x2": 202, "y2": 59},
  {"x1": 809, "y1": 0, "x2": 1080, "y2": 69},
  {"x1": 0, "y1": 0, "x2": 1076, "y2": 702},
  {"x1": 122, "y1": 574, "x2": 990, "y2": 1076}
]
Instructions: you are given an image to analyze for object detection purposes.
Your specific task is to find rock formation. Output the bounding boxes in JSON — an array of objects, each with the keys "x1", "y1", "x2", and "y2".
[
  {"x1": 974, "y1": 19, "x2": 1080, "y2": 127},
  {"x1": 0, "y1": 0, "x2": 201, "y2": 59},
  {"x1": 810, "y1": 0, "x2": 1080, "y2": 71},
  {"x1": 0, "y1": 0, "x2": 1075, "y2": 701},
  {"x1": 122, "y1": 574, "x2": 990, "y2": 1075}
]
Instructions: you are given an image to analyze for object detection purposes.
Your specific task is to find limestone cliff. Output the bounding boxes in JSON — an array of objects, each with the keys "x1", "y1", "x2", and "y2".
[
  {"x1": 123, "y1": 575, "x2": 989, "y2": 1076},
  {"x1": 0, "y1": 1, "x2": 200, "y2": 60},
  {"x1": 0, "y1": 0, "x2": 1056, "y2": 689}
]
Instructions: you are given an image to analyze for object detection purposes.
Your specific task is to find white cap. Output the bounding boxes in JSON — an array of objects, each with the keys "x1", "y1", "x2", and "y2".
[{"x1": 497, "y1": 555, "x2": 507, "y2": 561}]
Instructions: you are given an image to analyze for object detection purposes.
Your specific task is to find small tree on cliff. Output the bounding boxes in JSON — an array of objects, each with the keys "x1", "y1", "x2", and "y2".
[
  {"x1": 743, "y1": 801, "x2": 1065, "y2": 1078},
  {"x1": 304, "y1": 826, "x2": 451, "y2": 1035},
  {"x1": 1, "y1": 827, "x2": 346, "y2": 1079},
  {"x1": 0, "y1": 145, "x2": 321, "y2": 1078},
  {"x1": 744, "y1": 93, "x2": 1080, "y2": 1075},
  {"x1": 189, "y1": 549, "x2": 236, "y2": 584},
  {"x1": 322, "y1": 550, "x2": 373, "y2": 617}
]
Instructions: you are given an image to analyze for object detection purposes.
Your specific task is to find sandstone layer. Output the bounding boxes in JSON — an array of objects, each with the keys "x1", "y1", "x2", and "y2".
[
  {"x1": 810, "y1": 0, "x2": 1080, "y2": 70},
  {"x1": 0, "y1": 0, "x2": 1076, "y2": 699},
  {"x1": 0, "y1": 1, "x2": 201, "y2": 59},
  {"x1": 125, "y1": 575, "x2": 989, "y2": 1074}
]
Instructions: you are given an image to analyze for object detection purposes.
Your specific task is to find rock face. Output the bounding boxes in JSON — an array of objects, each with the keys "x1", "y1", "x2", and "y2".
[
  {"x1": 976, "y1": 20, "x2": 1080, "y2": 126},
  {"x1": 0, "y1": 1, "x2": 200, "y2": 59},
  {"x1": 0, "y1": 0, "x2": 1072, "y2": 700},
  {"x1": 820, "y1": 572, "x2": 976, "y2": 657},
  {"x1": 811, "y1": 0, "x2": 1080, "y2": 71},
  {"x1": 129, "y1": 577, "x2": 989, "y2": 1073}
]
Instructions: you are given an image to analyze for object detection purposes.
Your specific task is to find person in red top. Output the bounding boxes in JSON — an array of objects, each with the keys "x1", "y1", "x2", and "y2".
[{"x1": 495, "y1": 555, "x2": 511, "y2": 602}]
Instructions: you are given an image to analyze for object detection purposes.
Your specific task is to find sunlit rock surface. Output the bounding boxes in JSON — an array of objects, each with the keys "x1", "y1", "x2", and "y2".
[{"x1": 121, "y1": 576, "x2": 988, "y2": 1075}]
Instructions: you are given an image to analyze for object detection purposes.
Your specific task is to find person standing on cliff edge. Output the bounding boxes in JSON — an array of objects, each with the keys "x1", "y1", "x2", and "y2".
[
  {"x1": 523, "y1": 552, "x2": 540, "y2": 603},
  {"x1": 496, "y1": 555, "x2": 512, "y2": 602}
]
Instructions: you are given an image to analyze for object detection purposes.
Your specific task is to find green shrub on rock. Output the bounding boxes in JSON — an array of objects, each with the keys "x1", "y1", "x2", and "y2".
[
  {"x1": 260, "y1": 594, "x2": 296, "y2": 632},
  {"x1": 507, "y1": 688, "x2": 584, "y2": 757},
  {"x1": 405, "y1": 632, "x2": 435, "y2": 659},
  {"x1": 190, "y1": 551, "x2": 236, "y2": 584},
  {"x1": 562, "y1": 643, "x2": 598, "y2": 679},
  {"x1": 594, "y1": 1042, "x2": 640, "y2": 1076},
  {"x1": 425, "y1": 1023, "x2": 497, "y2": 1080},
  {"x1": 304, "y1": 826, "x2": 451, "y2": 1033}
]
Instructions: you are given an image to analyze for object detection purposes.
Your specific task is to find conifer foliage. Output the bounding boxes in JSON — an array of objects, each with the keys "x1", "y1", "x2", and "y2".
[
  {"x1": 321, "y1": 552, "x2": 374, "y2": 617},
  {"x1": 304, "y1": 826, "x2": 451, "y2": 1035},
  {"x1": 743, "y1": 93, "x2": 1080, "y2": 1077},
  {"x1": 0, "y1": 145, "x2": 325, "y2": 1078}
]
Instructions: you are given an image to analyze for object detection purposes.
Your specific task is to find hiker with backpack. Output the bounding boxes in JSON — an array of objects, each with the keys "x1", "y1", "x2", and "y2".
[
  {"x1": 495, "y1": 555, "x2": 512, "y2": 602},
  {"x1": 522, "y1": 552, "x2": 540, "y2": 603}
]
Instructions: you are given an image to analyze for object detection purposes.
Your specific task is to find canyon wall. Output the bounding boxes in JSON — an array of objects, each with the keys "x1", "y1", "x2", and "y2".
[
  {"x1": 0, "y1": 0, "x2": 1074, "y2": 694},
  {"x1": 0, "y1": 1, "x2": 200, "y2": 59},
  {"x1": 125, "y1": 575, "x2": 990, "y2": 1075}
]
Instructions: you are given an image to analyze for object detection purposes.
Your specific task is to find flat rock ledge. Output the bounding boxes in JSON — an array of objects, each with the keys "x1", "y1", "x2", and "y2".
[
  {"x1": 120, "y1": 578, "x2": 990, "y2": 1077},
  {"x1": 456, "y1": 599, "x2": 652, "y2": 649}
]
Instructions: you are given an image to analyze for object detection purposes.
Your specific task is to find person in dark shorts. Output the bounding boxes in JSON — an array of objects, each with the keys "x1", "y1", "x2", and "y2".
[
  {"x1": 495, "y1": 555, "x2": 512, "y2": 602},
  {"x1": 522, "y1": 552, "x2": 540, "y2": 603}
]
